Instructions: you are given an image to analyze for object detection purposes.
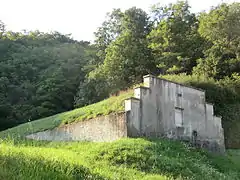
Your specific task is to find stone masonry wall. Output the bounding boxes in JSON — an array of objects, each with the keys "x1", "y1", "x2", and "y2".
[{"x1": 26, "y1": 112, "x2": 127, "y2": 142}]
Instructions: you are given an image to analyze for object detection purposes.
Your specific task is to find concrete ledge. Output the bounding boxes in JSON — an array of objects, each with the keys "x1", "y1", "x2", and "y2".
[
  {"x1": 206, "y1": 102, "x2": 214, "y2": 106},
  {"x1": 214, "y1": 115, "x2": 222, "y2": 119},
  {"x1": 134, "y1": 86, "x2": 150, "y2": 90},
  {"x1": 124, "y1": 97, "x2": 140, "y2": 101},
  {"x1": 134, "y1": 86, "x2": 151, "y2": 99},
  {"x1": 143, "y1": 74, "x2": 205, "y2": 93}
]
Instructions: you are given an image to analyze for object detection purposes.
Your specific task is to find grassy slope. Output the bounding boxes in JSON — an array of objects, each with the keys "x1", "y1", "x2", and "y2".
[
  {"x1": 0, "y1": 138, "x2": 240, "y2": 180},
  {"x1": 0, "y1": 90, "x2": 133, "y2": 139},
  {"x1": 0, "y1": 76, "x2": 240, "y2": 179}
]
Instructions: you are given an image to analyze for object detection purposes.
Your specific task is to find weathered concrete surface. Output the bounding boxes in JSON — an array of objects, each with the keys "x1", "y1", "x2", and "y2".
[
  {"x1": 125, "y1": 75, "x2": 225, "y2": 153},
  {"x1": 26, "y1": 74, "x2": 225, "y2": 153},
  {"x1": 26, "y1": 113, "x2": 127, "y2": 142},
  {"x1": 125, "y1": 97, "x2": 141, "y2": 137}
]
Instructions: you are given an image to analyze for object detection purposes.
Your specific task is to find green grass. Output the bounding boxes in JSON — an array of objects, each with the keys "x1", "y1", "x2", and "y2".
[
  {"x1": 228, "y1": 149, "x2": 240, "y2": 168},
  {"x1": 0, "y1": 138, "x2": 239, "y2": 180},
  {"x1": 0, "y1": 90, "x2": 133, "y2": 139},
  {"x1": 0, "y1": 75, "x2": 240, "y2": 179}
]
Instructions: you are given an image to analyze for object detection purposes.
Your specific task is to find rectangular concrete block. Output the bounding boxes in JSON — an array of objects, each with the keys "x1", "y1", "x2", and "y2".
[
  {"x1": 126, "y1": 74, "x2": 225, "y2": 153},
  {"x1": 28, "y1": 74, "x2": 225, "y2": 153}
]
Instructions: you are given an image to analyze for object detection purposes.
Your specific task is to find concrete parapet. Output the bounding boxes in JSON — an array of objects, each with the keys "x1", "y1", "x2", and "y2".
[
  {"x1": 27, "y1": 74, "x2": 225, "y2": 154},
  {"x1": 125, "y1": 74, "x2": 225, "y2": 153}
]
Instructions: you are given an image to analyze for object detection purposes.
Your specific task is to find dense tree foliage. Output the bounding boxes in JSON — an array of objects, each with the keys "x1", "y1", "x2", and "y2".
[
  {"x1": 1, "y1": 1, "x2": 240, "y2": 147},
  {"x1": 0, "y1": 26, "x2": 94, "y2": 130},
  {"x1": 148, "y1": 1, "x2": 205, "y2": 74},
  {"x1": 95, "y1": 7, "x2": 157, "y2": 93},
  {"x1": 193, "y1": 3, "x2": 240, "y2": 78}
]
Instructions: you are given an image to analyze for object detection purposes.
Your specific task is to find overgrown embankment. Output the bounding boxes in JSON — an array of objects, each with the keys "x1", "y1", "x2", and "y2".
[
  {"x1": 1, "y1": 73, "x2": 240, "y2": 148},
  {"x1": 0, "y1": 90, "x2": 133, "y2": 140},
  {"x1": 0, "y1": 138, "x2": 239, "y2": 180},
  {"x1": 0, "y1": 74, "x2": 240, "y2": 179}
]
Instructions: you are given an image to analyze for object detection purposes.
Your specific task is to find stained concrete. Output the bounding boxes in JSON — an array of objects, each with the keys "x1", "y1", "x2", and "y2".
[
  {"x1": 27, "y1": 75, "x2": 225, "y2": 153},
  {"x1": 125, "y1": 75, "x2": 225, "y2": 153}
]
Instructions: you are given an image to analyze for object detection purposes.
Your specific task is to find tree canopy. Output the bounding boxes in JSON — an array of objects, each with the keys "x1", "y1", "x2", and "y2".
[
  {"x1": 0, "y1": 27, "x2": 94, "y2": 130},
  {"x1": 1, "y1": 1, "x2": 240, "y2": 144}
]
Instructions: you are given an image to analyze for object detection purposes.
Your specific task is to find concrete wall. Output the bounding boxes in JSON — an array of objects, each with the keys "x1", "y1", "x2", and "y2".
[
  {"x1": 125, "y1": 97, "x2": 141, "y2": 137},
  {"x1": 125, "y1": 75, "x2": 225, "y2": 153},
  {"x1": 26, "y1": 74, "x2": 225, "y2": 153},
  {"x1": 26, "y1": 113, "x2": 127, "y2": 142}
]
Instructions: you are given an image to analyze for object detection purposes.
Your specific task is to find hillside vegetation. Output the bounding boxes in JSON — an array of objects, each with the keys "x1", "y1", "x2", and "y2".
[
  {"x1": 1, "y1": 1, "x2": 240, "y2": 179},
  {"x1": 1, "y1": 1, "x2": 240, "y2": 138},
  {"x1": 2, "y1": 73, "x2": 240, "y2": 148},
  {"x1": 0, "y1": 90, "x2": 133, "y2": 139},
  {"x1": 0, "y1": 74, "x2": 239, "y2": 179},
  {"x1": 0, "y1": 138, "x2": 240, "y2": 180}
]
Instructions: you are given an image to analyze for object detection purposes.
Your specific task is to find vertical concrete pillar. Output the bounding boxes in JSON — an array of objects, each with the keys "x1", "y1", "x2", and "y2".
[
  {"x1": 143, "y1": 74, "x2": 156, "y2": 88},
  {"x1": 125, "y1": 97, "x2": 141, "y2": 137}
]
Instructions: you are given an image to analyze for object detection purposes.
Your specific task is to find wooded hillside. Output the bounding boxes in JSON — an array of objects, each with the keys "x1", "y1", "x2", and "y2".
[{"x1": 0, "y1": 1, "x2": 240, "y2": 147}]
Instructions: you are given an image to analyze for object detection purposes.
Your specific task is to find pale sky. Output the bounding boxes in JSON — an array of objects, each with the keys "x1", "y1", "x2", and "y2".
[{"x1": 0, "y1": 0, "x2": 239, "y2": 41}]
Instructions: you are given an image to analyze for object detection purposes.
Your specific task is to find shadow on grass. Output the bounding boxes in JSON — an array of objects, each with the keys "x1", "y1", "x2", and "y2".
[
  {"x1": 0, "y1": 153, "x2": 105, "y2": 180},
  {"x1": 2, "y1": 137, "x2": 240, "y2": 180},
  {"x1": 92, "y1": 138, "x2": 240, "y2": 180}
]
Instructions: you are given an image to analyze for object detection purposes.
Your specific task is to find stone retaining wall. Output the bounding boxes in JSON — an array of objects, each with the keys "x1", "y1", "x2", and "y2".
[{"x1": 26, "y1": 112, "x2": 127, "y2": 142}]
